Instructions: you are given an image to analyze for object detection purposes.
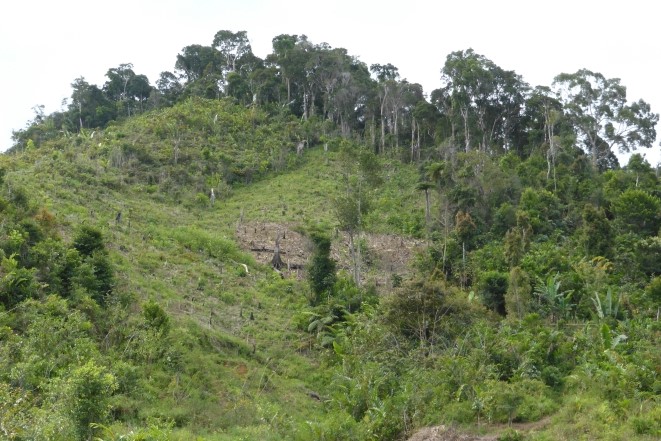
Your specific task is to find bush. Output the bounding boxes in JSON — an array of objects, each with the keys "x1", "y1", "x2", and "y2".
[
  {"x1": 73, "y1": 226, "x2": 105, "y2": 257},
  {"x1": 307, "y1": 231, "x2": 336, "y2": 305},
  {"x1": 478, "y1": 271, "x2": 508, "y2": 315}
]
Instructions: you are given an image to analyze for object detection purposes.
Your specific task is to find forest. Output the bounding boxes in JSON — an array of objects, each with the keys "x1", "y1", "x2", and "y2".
[{"x1": 1, "y1": 30, "x2": 660, "y2": 440}]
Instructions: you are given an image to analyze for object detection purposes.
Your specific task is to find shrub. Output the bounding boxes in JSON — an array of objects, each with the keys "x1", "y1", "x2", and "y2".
[{"x1": 73, "y1": 226, "x2": 105, "y2": 257}]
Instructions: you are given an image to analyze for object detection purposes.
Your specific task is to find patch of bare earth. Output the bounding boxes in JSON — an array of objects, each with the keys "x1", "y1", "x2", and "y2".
[
  {"x1": 235, "y1": 221, "x2": 423, "y2": 287},
  {"x1": 407, "y1": 425, "x2": 497, "y2": 441},
  {"x1": 407, "y1": 417, "x2": 552, "y2": 441}
]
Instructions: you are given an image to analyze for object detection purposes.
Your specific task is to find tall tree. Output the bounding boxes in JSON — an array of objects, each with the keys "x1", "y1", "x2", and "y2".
[
  {"x1": 155, "y1": 71, "x2": 183, "y2": 106},
  {"x1": 68, "y1": 77, "x2": 116, "y2": 130},
  {"x1": 267, "y1": 34, "x2": 313, "y2": 115},
  {"x1": 212, "y1": 30, "x2": 252, "y2": 73},
  {"x1": 436, "y1": 49, "x2": 526, "y2": 155},
  {"x1": 553, "y1": 69, "x2": 658, "y2": 167},
  {"x1": 334, "y1": 144, "x2": 382, "y2": 285},
  {"x1": 175, "y1": 44, "x2": 221, "y2": 83},
  {"x1": 104, "y1": 63, "x2": 152, "y2": 115},
  {"x1": 370, "y1": 63, "x2": 400, "y2": 154}
]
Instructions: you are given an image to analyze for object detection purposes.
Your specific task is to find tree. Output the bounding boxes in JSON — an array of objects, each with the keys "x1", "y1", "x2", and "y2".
[
  {"x1": 553, "y1": 69, "x2": 658, "y2": 167},
  {"x1": 307, "y1": 231, "x2": 337, "y2": 305},
  {"x1": 72, "y1": 226, "x2": 105, "y2": 257},
  {"x1": 65, "y1": 361, "x2": 117, "y2": 441},
  {"x1": 505, "y1": 267, "x2": 532, "y2": 319},
  {"x1": 477, "y1": 270, "x2": 508, "y2": 315},
  {"x1": 103, "y1": 63, "x2": 136, "y2": 102},
  {"x1": 104, "y1": 63, "x2": 152, "y2": 115},
  {"x1": 174, "y1": 44, "x2": 221, "y2": 83},
  {"x1": 455, "y1": 210, "x2": 476, "y2": 288},
  {"x1": 436, "y1": 49, "x2": 526, "y2": 155},
  {"x1": 155, "y1": 71, "x2": 183, "y2": 106},
  {"x1": 212, "y1": 30, "x2": 252, "y2": 73},
  {"x1": 68, "y1": 77, "x2": 116, "y2": 130},
  {"x1": 523, "y1": 86, "x2": 565, "y2": 185},
  {"x1": 334, "y1": 145, "x2": 381, "y2": 285},
  {"x1": 644, "y1": 276, "x2": 661, "y2": 319},
  {"x1": 0, "y1": 254, "x2": 39, "y2": 308},
  {"x1": 611, "y1": 188, "x2": 661, "y2": 237},
  {"x1": 267, "y1": 34, "x2": 312, "y2": 112},
  {"x1": 579, "y1": 204, "x2": 612, "y2": 258},
  {"x1": 534, "y1": 274, "x2": 573, "y2": 323},
  {"x1": 369, "y1": 63, "x2": 399, "y2": 154}
]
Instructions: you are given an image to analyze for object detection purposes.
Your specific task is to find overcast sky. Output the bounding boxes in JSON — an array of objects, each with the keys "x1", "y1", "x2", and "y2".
[{"x1": 2, "y1": 0, "x2": 660, "y2": 164}]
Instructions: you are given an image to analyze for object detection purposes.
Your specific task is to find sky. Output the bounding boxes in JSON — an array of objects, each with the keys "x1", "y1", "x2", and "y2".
[{"x1": 2, "y1": 0, "x2": 660, "y2": 164}]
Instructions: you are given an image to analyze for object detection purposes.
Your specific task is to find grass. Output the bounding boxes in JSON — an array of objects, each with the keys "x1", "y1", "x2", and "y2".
[{"x1": 3, "y1": 146, "x2": 347, "y2": 438}]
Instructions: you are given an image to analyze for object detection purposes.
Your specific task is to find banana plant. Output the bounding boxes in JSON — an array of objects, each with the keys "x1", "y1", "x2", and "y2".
[{"x1": 591, "y1": 288, "x2": 621, "y2": 320}]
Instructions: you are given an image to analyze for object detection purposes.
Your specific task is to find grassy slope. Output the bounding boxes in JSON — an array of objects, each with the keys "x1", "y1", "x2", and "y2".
[
  {"x1": 8, "y1": 100, "x2": 658, "y2": 441},
  {"x1": 3, "y1": 133, "x2": 423, "y2": 439}
]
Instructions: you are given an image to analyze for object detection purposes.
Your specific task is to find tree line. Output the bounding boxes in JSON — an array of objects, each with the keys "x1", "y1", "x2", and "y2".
[{"x1": 12, "y1": 31, "x2": 658, "y2": 168}]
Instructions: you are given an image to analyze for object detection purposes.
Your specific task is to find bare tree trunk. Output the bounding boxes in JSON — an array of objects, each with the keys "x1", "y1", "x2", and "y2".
[
  {"x1": 380, "y1": 88, "x2": 389, "y2": 154},
  {"x1": 394, "y1": 108, "x2": 399, "y2": 150},
  {"x1": 417, "y1": 123, "x2": 421, "y2": 162},
  {"x1": 370, "y1": 115, "x2": 376, "y2": 149},
  {"x1": 348, "y1": 231, "x2": 360, "y2": 285},
  {"x1": 411, "y1": 118, "x2": 416, "y2": 162},
  {"x1": 271, "y1": 233, "x2": 285, "y2": 269},
  {"x1": 461, "y1": 107, "x2": 470, "y2": 152},
  {"x1": 286, "y1": 78, "x2": 291, "y2": 103},
  {"x1": 303, "y1": 93, "x2": 309, "y2": 120},
  {"x1": 424, "y1": 188, "x2": 431, "y2": 226}
]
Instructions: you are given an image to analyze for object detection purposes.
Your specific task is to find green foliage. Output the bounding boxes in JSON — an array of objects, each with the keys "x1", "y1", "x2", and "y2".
[
  {"x1": 579, "y1": 204, "x2": 612, "y2": 258},
  {"x1": 142, "y1": 300, "x2": 171, "y2": 335},
  {"x1": 533, "y1": 273, "x2": 573, "y2": 322},
  {"x1": 478, "y1": 271, "x2": 508, "y2": 315},
  {"x1": 170, "y1": 226, "x2": 249, "y2": 264},
  {"x1": 611, "y1": 189, "x2": 661, "y2": 236},
  {"x1": 3, "y1": 37, "x2": 661, "y2": 441},
  {"x1": 518, "y1": 187, "x2": 562, "y2": 235},
  {"x1": 633, "y1": 236, "x2": 661, "y2": 276},
  {"x1": 307, "y1": 230, "x2": 337, "y2": 305},
  {"x1": 645, "y1": 276, "x2": 661, "y2": 313},
  {"x1": 591, "y1": 288, "x2": 622, "y2": 321},
  {"x1": 1, "y1": 254, "x2": 40, "y2": 307},
  {"x1": 505, "y1": 267, "x2": 532, "y2": 319},
  {"x1": 65, "y1": 361, "x2": 118, "y2": 440},
  {"x1": 73, "y1": 225, "x2": 106, "y2": 257}
]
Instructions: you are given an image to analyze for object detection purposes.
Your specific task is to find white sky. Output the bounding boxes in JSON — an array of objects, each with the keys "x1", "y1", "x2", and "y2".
[{"x1": 1, "y1": 0, "x2": 660, "y2": 164}]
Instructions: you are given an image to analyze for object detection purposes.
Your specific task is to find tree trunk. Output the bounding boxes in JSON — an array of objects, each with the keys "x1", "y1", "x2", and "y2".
[
  {"x1": 271, "y1": 233, "x2": 285, "y2": 269},
  {"x1": 461, "y1": 107, "x2": 470, "y2": 152},
  {"x1": 410, "y1": 118, "x2": 417, "y2": 162},
  {"x1": 380, "y1": 88, "x2": 388, "y2": 154},
  {"x1": 424, "y1": 188, "x2": 431, "y2": 227},
  {"x1": 286, "y1": 78, "x2": 291, "y2": 103},
  {"x1": 348, "y1": 231, "x2": 360, "y2": 286}
]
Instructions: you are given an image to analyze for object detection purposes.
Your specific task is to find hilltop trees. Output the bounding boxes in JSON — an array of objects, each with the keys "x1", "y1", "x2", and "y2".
[
  {"x1": 434, "y1": 49, "x2": 527, "y2": 156},
  {"x1": 103, "y1": 63, "x2": 152, "y2": 116},
  {"x1": 68, "y1": 77, "x2": 117, "y2": 131},
  {"x1": 12, "y1": 29, "x2": 661, "y2": 178},
  {"x1": 553, "y1": 69, "x2": 658, "y2": 167}
]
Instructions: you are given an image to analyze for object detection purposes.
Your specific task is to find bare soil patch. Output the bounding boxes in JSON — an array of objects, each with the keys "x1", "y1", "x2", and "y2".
[
  {"x1": 235, "y1": 221, "x2": 424, "y2": 287},
  {"x1": 407, "y1": 417, "x2": 552, "y2": 441}
]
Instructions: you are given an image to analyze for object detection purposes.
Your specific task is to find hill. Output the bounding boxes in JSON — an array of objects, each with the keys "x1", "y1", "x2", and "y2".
[{"x1": 2, "y1": 36, "x2": 661, "y2": 440}]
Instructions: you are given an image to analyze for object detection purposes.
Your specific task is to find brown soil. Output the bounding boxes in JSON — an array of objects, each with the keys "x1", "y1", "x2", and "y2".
[
  {"x1": 235, "y1": 221, "x2": 424, "y2": 287},
  {"x1": 407, "y1": 417, "x2": 552, "y2": 441},
  {"x1": 407, "y1": 426, "x2": 497, "y2": 441}
]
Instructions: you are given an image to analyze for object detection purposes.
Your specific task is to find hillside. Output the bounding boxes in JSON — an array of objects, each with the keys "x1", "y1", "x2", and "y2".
[{"x1": 2, "y1": 32, "x2": 661, "y2": 441}]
